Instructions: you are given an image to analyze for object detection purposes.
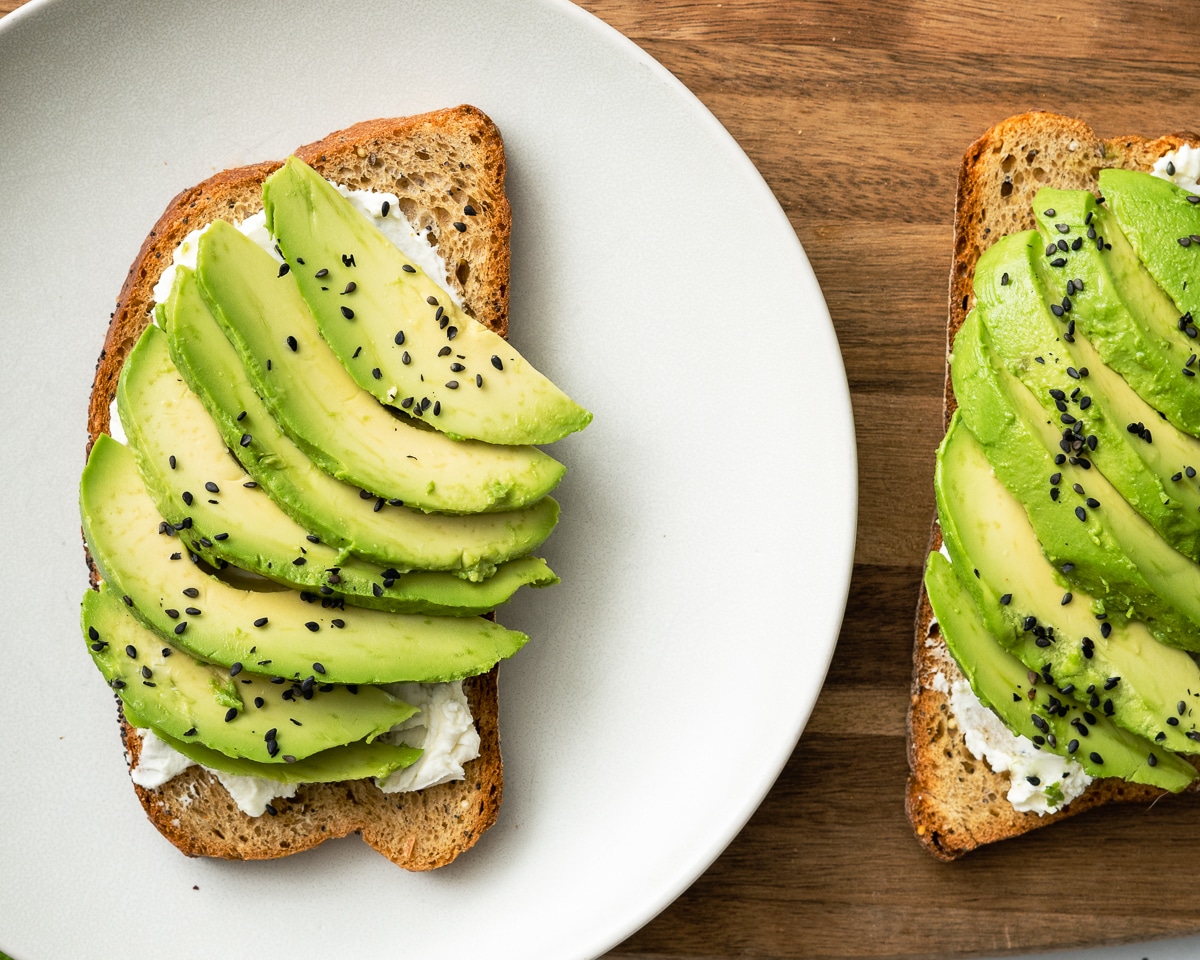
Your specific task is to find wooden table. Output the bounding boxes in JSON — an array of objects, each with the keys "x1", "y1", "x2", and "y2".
[{"x1": 7, "y1": 0, "x2": 1200, "y2": 956}]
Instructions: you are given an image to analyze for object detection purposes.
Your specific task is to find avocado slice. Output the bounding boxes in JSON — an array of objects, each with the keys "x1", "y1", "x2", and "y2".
[
  {"x1": 80, "y1": 435, "x2": 529, "y2": 683},
  {"x1": 952, "y1": 305, "x2": 1200, "y2": 651},
  {"x1": 190, "y1": 221, "x2": 564, "y2": 514},
  {"x1": 83, "y1": 587, "x2": 416, "y2": 763},
  {"x1": 163, "y1": 267, "x2": 559, "y2": 578},
  {"x1": 1101, "y1": 168, "x2": 1200, "y2": 318},
  {"x1": 121, "y1": 707, "x2": 421, "y2": 785},
  {"x1": 262, "y1": 156, "x2": 592, "y2": 446},
  {"x1": 935, "y1": 413, "x2": 1200, "y2": 756},
  {"x1": 925, "y1": 551, "x2": 1194, "y2": 791},
  {"x1": 1031, "y1": 188, "x2": 1200, "y2": 435},
  {"x1": 974, "y1": 230, "x2": 1200, "y2": 562},
  {"x1": 119, "y1": 323, "x2": 558, "y2": 615}
]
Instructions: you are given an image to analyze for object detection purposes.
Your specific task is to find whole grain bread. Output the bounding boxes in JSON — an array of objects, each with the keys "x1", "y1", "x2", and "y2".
[
  {"x1": 906, "y1": 113, "x2": 1200, "y2": 861},
  {"x1": 86, "y1": 105, "x2": 514, "y2": 870}
]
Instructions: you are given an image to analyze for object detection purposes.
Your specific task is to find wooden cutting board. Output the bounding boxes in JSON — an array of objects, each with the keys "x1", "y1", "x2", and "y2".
[{"x1": 8, "y1": 0, "x2": 1200, "y2": 956}]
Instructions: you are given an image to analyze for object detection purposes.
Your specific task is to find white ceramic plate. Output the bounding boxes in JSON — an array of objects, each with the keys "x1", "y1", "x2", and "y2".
[{"x1": 0, "y1": 1, "x2": 855, "y2": 957}]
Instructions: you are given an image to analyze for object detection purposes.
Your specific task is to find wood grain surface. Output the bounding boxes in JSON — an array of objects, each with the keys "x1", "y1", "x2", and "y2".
[{"x1": 7, "y1": 0, "x2": 1200, "y2": 957}]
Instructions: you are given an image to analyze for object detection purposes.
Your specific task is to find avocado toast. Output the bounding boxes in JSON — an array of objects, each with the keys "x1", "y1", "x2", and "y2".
[
  {"x1": 908, "y1": 113, "x2": 1200, "y2": 860},
  {"x1": 82, "y1": 106, "x2": 589, "y2": 869}
]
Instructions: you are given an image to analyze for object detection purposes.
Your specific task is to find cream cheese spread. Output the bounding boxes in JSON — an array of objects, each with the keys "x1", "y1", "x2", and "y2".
[
  {"x1": 122, "y1": 182, "x2": 480, "y2": 817},
  {"x1": 1153, "y1": 145, "x2": 1200, "y2": 193},
  {"x1": 131, "y1": 680, "x2": 477, "y2": 817},
  {"x1": 940, "y1": 671, "x2": 1092, "y2": 815}
]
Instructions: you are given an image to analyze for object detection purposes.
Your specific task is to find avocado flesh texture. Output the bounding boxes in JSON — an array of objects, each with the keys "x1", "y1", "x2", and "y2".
[
  {"x1": 192, "y1": 221, "x2": 564, "y2": 514},
  {"x1": 935, "y1": 414, "x2": 1200, "y2": 756},
  {"x1": 262, "y1": 156, "x2": 592, "y2": 446},
  {"x1": 1032, "y1": 188, "x2": 1200, "y2": 436},
  {"x1": 1101, "y1": 168, "x2": 1200, "y2": 318},
  {"x1": 121, "y1": 705, "x2": 420, "y2": 784},
  {"x1": 163, "y1": 268, "x2": 559, "y2": 577},
  {"x1": 952, "y1": 306, "x2": 1200, "y2": 651},
  {"x1": 119, "y1": 323, "x2": 558, "y2": 615},
  {"x1": 924, "y1": 551, "x2": 1194, "y2": 791},
  {"x1": 83, "y1": 587, "x2": 416, "y2": 763},
  {"x1": 80, "y1": 435, "x2": 530, "y2": 684},
  {"x1": 975, "y1": 230, "x2": 1200, "y2": 563}
]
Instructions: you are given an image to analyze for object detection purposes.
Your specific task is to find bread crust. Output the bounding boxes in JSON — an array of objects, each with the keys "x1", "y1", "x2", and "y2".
[
  {"x1": 86, "y1": 106, "x2": 514, "y2": 870},
  {"x1": 907, "y1": 113, "x2": 1200, "y2": 860}
]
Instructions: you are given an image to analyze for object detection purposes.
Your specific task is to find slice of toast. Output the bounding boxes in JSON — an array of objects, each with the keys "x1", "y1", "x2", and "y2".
[
  {"x1": 906, "y1": 113, "x2": 1200, "y2": 861},
  {"x1": 86, "y1": 106, "x2": 513, "y2": 870}
]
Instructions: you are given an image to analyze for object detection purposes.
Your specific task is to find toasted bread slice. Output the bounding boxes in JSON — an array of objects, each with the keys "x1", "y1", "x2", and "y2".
[
  {"x1": 86, "y1": 106, "x2": 513, "y2": 870},
  {"x1": 907, "y1": 113, "x2": 1200, "y2": 861}
]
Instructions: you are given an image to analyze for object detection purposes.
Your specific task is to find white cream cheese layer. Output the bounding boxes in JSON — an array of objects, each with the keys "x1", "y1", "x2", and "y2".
[
  {"x1": 131, "y1": 678, "x2": 478, "y2": 816},
  {"x1": 1153, "y1": 144, "x2": 1200, "y2": 193},
  {"x1": 941, "y1": 672, "x2": 1092, "y2": 815},
  {"x1": 123, "y1": 183, "x2": 480, "y2": 817}
]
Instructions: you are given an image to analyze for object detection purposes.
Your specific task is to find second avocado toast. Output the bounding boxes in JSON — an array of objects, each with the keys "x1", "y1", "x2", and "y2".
[{"x1": 909, "y1": 113, "x2": 1200, "y2": 859}]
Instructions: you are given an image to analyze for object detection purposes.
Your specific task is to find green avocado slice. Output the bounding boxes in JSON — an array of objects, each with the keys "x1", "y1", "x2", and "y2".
[
  {"x1": 1031, "y1": 188, "x2": 1200, "y2": 435},
  {"x1": 121, "y1": 706, "x2": 421, "y2": 785},
  {"x1": 191, "y1": 221, "x2": 564, "y2": 514},
  {"x1": 263, "y1": 156, "x2": 592, "y2": 446},
  {"x1": 80, "y1": 435, "x2": 529, "y2": 684},
  {"x1": 1101, "y1": 168, "x2": 1200, "y2": 319},
  {"x1": 935, "y1": 413, "x2": 1200, "y2": 756},
  {"x1": 163, "y1": 266, "x2": 559, "y2": 578},
  {"x1": 925, "y1": 551, "x2": 1195, "y2": 792},
  {"x1": 952, "y1": 305, "x2": 1200, "y2": 651},
  {"x1": 83, "y1": 587, "x2": 416, "y2": 763},
  {"x1": 119, "y1": 323, "x2": 558, "y2": 615},
  {"x1": 974, "y1": 230, "x2": 1200, "y2": 563}
]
